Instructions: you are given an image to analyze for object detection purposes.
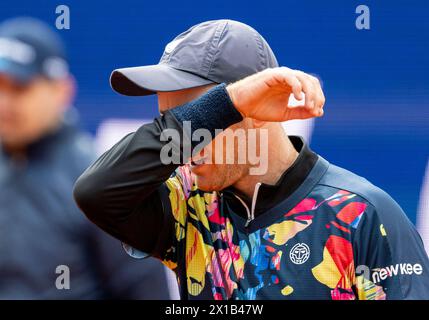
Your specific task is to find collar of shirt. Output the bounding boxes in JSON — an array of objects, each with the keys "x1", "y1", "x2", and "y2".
[{"x1": 221, "y1": 135, "x2": 319, "y2": 227}]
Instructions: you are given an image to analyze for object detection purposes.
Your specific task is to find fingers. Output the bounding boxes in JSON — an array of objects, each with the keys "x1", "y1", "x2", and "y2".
[
  {"x1": 294, "y1": 71, "x2": 316, "y2": 110},
  {"x1": 289, "y1": 76, "x2": 303, "y2": 101},
  {"x1": 228, "y1": 66, "x2": 325, "y2": 122},
  {"x1": 307, "y1": 74, "x2": 324, "y2": 115},
  {"x1": 286, "y1": 106, "x2": 319, "y2": 120},
  {"x1": 309, "y1": 74, "x2": 325, "y2": 115},
  {"x1": 275, "y1": 67, "x2": 303, "y2": 100},
  {"x1": 291, "y1": 81, "x2": 304, "y2": 101},
  {"x1": 293, "y1": 71, "x2": 325, "y2": 117},
  {"x1": 275, "y1": 67, "x2": 325, "y2": 118}
]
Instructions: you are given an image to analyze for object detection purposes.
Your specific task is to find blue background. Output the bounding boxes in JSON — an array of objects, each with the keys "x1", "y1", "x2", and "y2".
[{"x1": 1, "y1": 0, "x2": 428, "y2": 223}]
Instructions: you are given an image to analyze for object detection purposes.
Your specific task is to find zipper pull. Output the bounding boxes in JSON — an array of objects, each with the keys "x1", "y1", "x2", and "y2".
[
  {"x1": 247, "y1": 182, "x2": 262, "y2": 229},
  {"x1": 245, "y1": 218, "x2": 252, "y2": 228}
]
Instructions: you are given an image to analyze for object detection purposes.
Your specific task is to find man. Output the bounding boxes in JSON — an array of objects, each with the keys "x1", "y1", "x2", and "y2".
[
  {"x1": 74, "y1": 19, "x2": 429, "y2": 299},
  {"x1": 0, "y1": 17, "x2": 173, "y2": 299}
]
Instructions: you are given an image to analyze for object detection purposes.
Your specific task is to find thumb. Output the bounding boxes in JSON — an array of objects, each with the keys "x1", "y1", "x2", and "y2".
[{"x1": 285, "y1": 106, "x2": 324, "y2": 121}]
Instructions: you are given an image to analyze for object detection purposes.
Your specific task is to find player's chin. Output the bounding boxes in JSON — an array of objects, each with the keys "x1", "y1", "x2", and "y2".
[
  {"x1": 194, "y1": 178, "x2": 221, "y2": 192},
  {"x1": 190, "y1": 163, "x2": 240, "y2": 192},
  {"x1": 193, "y1": 172, "x2": 224, "y2": 192}
]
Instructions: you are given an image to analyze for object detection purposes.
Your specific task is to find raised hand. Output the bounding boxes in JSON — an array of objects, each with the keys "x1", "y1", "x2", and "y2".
[{"x1": 227, "y1": 67, "x2": 325, "y2": 122}]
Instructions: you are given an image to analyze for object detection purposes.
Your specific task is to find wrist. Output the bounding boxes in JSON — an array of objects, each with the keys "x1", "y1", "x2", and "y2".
[
  {"x1": 170, "y1": 83, "x2": 243, "y2": 146},
  {"x1": 226, "y1": 82, "x2": 246, "y2": 118}
]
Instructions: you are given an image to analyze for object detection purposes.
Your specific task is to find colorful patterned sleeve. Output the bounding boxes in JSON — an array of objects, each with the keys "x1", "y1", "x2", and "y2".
[
  {"x1": 158, "y1": 166, "x2": 193, "y2": 271},
  {"x1": 352, "y1": 195, "x2": 429, "y2": 300},
  {"x1": 121, "y1": 166, "x2": 191, "y2": 268}
]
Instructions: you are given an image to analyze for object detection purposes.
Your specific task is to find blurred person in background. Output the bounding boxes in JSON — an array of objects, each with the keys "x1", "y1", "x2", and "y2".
[{"x1": 0, "y1": 17, "x2": 174, "y2": 299}]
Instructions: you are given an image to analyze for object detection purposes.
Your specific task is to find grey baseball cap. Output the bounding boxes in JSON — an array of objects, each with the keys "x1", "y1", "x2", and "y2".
[{"x1": 110, "y1": 19, "x2": 278, "y2": 96}]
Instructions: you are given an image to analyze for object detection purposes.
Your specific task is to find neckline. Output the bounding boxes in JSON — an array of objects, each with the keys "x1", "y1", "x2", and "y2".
[{"x1": 225, "y1": 156, "x2": 330, "y2": 233}]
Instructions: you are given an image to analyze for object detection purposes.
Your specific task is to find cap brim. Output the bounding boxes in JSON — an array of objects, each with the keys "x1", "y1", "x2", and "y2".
[{"x1": 110, "y1": 64, "x2": 215, "y2": 96}]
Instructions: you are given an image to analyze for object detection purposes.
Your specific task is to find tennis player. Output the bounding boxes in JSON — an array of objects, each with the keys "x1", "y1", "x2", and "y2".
[{"x1": 74, "y1": 20, "x2": 429, "y2": 300}]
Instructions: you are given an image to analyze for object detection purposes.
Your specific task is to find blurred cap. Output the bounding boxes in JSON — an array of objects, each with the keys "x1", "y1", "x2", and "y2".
[
  {"x1": 110, "y1": 19, "x2": 278, "y2": 96},
  {"x1": 0, "y1": 17, "x2": 69, "y2": 83}
]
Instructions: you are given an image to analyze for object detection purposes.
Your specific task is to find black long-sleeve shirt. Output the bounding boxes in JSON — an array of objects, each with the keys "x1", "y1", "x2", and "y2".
[{"x1": 73, "y1": 84, "x2": 243, "y2": 257}]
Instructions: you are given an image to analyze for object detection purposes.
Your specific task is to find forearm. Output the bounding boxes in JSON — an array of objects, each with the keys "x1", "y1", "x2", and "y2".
[{"x1": 73, "y1": 83, "x2": 242, "y2": 251}]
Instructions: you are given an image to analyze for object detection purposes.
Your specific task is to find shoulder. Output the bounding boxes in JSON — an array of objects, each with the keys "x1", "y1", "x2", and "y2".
[{"x1": 318, "y1": 162, "x2": 412, "y2": 227}]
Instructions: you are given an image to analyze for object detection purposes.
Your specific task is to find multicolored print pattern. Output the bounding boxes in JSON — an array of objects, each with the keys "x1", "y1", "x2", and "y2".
[{"x1": 160, "y1": 165, "x2": 386, "y2": 300}]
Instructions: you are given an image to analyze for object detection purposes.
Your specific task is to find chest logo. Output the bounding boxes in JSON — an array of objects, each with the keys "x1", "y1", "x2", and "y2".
[{"x1": 289, "y1": 243, "x2": 310, "y2": 265}]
